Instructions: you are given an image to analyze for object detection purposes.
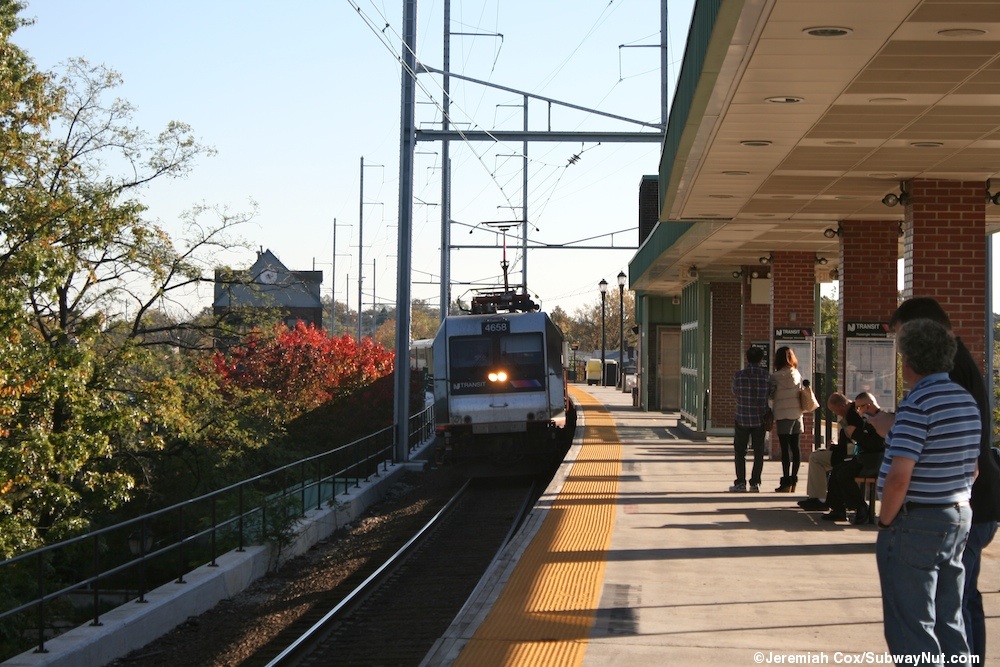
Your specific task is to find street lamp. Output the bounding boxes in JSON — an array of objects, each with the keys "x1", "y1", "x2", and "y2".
[
  {"x1": 617, "y1": 270, "x2": 626, "y2": 389},
  {"x1": 599, "y1": 279, "x2": 608, "y2": 386}
]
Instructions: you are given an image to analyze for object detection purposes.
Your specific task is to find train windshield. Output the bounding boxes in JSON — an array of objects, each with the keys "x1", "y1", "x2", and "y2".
[{"x1": 449, "y1": 333, "x2": 545, "y2": 395}]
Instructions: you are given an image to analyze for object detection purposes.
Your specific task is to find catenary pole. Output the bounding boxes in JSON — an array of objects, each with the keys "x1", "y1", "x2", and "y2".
[
  {"x1": 440, "y1": 0, "x2": 451, "y2": 321},
  {"x1": 394, "y1": 0, "x2": 417, "y2": 462}
]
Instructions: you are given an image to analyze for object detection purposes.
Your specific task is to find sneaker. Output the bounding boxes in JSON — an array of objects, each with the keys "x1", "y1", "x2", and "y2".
[
  {"x1": 821, "y1": 511, "x2": 847, "y2": 522},
  {"x1": 749, "y1": 484, "x2": 760, "y2": 493},
  {"x1": 728, "y1": 483, "x2": 747, "y2": 493},
  {"x1": 798, "y1": 498, "x2": 829, "y2": 511}
]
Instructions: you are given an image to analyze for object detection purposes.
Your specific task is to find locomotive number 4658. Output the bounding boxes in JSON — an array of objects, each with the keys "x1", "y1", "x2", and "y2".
[{"x1": 481, "y1": 319, "x2": 509, "y2": 334}]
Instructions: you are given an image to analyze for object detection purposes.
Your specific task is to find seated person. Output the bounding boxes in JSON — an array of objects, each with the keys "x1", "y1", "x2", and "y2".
[
  {"x1": 799, "y1": 392, "x2": 854, "y2": 511},
  {"x1": 822, "y1": 392, "x2": 885, "y2": 524}
]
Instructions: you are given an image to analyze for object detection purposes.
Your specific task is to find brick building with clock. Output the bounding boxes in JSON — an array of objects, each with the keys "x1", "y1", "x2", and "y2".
[{"x1": 213, "y1": 248, "x2": 323, "y2": 331}]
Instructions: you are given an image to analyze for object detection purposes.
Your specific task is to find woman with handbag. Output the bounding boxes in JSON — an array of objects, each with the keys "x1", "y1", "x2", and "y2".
[{"x1": 769, "y1": 346, "x2": 804, "y2": 492}]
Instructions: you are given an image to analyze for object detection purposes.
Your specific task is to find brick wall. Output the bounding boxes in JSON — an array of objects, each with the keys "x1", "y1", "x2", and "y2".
[
  {"x1": 710, "y1": 282, "x2": 742, "y2": 427},
  {"x1": 904, "y1": 179, "x2": 987, "y2": 372},
  {"x1": 771, "y1": 251, "x2": 817, "y2": 458},
  {"x1": 840, "y1": 220, "x2": 900, "y2": 388}
]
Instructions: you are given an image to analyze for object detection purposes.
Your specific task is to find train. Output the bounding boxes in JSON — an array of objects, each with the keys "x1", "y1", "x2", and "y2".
[{"x1": 412, "y1": 291, "x2": 575, "y2": 467}]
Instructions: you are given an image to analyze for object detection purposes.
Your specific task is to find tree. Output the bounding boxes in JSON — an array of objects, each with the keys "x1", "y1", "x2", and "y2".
[
  {"x1": 0, "y1": 15, "x2": 257, "y2": 554},
  {"x1": 819, "y1": 291, "x2": 840, "y2": 381},
  {"x1": 213, "y1": 322, "x2": 394, "y2": 418},
  {"x1": 561, "y1": 291, "x2": 636, "y2": 357}
]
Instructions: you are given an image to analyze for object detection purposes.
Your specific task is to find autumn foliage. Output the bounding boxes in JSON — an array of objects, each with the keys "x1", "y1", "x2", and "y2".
[{"x1": 212, "y1": 322, "x2": 395, "y2": 416}]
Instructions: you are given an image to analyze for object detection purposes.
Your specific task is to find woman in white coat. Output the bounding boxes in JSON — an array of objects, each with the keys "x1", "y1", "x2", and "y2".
[{"x1": 770, "y1": 346, "x2": 804, "y2": 492}]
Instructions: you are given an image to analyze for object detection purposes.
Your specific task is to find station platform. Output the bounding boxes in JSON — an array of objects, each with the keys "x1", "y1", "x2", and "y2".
[{"x1": 424, "y1": 384, "x2": 1000, "y2": 666}]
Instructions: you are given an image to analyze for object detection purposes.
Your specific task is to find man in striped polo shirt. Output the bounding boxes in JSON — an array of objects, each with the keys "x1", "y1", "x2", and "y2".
[{"x1": 875, "y1": 318, "x2": 980, "y2": 662}]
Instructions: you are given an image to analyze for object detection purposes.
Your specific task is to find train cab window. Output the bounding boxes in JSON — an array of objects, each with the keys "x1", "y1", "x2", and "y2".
[
  {"x1": 451, "y1": 338, "x2": 492, "y2": 370},
  {"x1": 448, "y1": 333, "x2": 544, "y2": 394},
  {"x1": 498, "y1": 334, "x2": 543, "y2": 371}
]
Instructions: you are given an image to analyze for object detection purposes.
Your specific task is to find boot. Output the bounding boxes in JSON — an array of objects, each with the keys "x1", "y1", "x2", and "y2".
[
  {"x1": 788, "y1": 475, "x2": 798, "y2": 493},
  {"x1": 775, "y1": 476, "x2": 794, "y2": 493}
]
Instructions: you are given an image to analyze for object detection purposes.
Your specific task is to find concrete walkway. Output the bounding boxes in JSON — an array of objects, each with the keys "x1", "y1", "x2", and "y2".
[
  {"x1": 580, "y1": 383, "x2": 1000, "y2": 665},
  {"x1": 427, "y1": 383, "x2": 1000, "y2": 665}
]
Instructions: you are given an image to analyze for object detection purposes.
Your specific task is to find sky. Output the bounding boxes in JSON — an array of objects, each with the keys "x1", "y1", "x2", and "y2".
[
  {"x1": 13, "y1": 1, "x2": 1000, "y2": 322},
  {"x1": 12, "y1": 0, "x2": 695, "y2": 323}
]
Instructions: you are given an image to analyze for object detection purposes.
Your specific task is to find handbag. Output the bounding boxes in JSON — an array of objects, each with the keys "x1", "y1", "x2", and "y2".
[
  {"x1": 799, "y1": 383, "x2": 820, "y2": 413},
  {"x1": 761, "y1": 407, "x2": 774, "y2": 431}
]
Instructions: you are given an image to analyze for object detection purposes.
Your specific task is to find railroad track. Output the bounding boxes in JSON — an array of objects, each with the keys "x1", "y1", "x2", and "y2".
[{"x1": 254, "y1": 476, "x2": 540, "y2": 667}]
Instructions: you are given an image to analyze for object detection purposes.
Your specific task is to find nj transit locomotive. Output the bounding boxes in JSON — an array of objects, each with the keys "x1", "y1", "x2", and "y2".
[{"x1": 425, "y1": 298, "x2": 574, "y2": 465}]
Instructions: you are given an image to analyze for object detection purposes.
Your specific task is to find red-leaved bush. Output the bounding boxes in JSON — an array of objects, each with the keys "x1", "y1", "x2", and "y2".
[{"x1": 212, "y1": 323, "x2": 394, "y2": 415}]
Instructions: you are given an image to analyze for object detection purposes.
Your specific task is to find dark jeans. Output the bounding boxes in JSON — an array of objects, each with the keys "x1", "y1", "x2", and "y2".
[
  {"x1": 826, "y1": 459, "x2": 862, "y2": 513},
  {"x1": 733, "y1": 424, "x2": 765, "y2": 487},
  {"x1": 828, "y1": 452, "x2": 882, "y2": 513},
  {"x1": 876, "y1": 503, "x2": 971, "y2": 661},
  {"x1": 962, "y1": 520, "x2": 998, "y2": 663}
]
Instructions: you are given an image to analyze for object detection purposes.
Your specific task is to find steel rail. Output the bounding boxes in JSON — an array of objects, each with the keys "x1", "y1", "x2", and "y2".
[{"x1": 263, "y1": 478, "x2": 473, "y2": 667}]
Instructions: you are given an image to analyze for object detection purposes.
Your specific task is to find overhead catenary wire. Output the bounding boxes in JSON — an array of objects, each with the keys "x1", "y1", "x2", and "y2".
[{"x1": 347, "y1": 0, "x2": 662, "y2": 310}]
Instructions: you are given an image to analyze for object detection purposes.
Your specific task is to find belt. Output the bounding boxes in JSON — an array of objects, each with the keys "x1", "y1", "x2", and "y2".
[{"x1": 904, "y1": 501, "x2": 967, "y2": 511}]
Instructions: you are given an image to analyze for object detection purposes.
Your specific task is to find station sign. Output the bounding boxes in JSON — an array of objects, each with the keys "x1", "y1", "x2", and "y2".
[
  {"x1": 774, "y1": 327, "x2": 813, "y2": 340},
  {"x1": 845, "y1": 321, "x2": 891, "y2": 338}
]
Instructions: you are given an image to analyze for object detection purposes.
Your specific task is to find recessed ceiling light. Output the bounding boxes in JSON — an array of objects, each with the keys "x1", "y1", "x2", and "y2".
[
  {"x1": 740, "y1": 140, "x2": 772, "y2": 147},
  {"x1": 869, "y1": 172, "x2": 898, "y2": 179},
  {"x1": 910, "y1": 141, "x2": 944, "y2": 148},
  {"x1": 869, "y1": 97, "x2": 908, "y2": 104},
  {"x1": 722, "y1": 170, "x2": 750, "y2": 176},
  {"x1": 771, "y1": 195, "x2": 795, "y2": 199},
  {"x1": 709, "y1": 194, "x2": 734, "y2": 199},
  {"x1": 825, "y1": 140, "x2": 858, "y2": 146},
  {"x1": 835, "y1": 195, "x2": 859, "y2": 200},
  {"x1": 765, "y1": 96, "x2": 804, "y2": 104},
  {"x1": 804, "y1": 26, "x2": 853, "y2": 37},
  {"x1": 938, "y1": 28, "x2": 987, "y2": 37}
]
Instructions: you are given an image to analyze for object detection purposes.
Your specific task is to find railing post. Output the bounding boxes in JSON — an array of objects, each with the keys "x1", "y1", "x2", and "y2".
[
  {"x1": 299, "y1": 460, "x2": 307, "y2": 517},
  {"x1": 91, "y1": 533, "x2": 103, "y2": 625},
  {"x1": 34, "y1": 551, "x2": 47, "y2": 654},
  {"x1": 260, "y1": 500, "x2": 267, "y2": 544},
  {"x1": 210, "y1": 497, "x2": 219, "y2": 567},
  {"x1": 237, "y1": 484, "x2": 245, "y2": 552},
  {"x1": 136, "y1": 520, "x2": 150, "y2": 603},
  {"x1": 176, "y1": 506, "x2": 186, "y2": 584},
  {"x1": 316, "y1": 458, "x2": 323, "y2": 510}
]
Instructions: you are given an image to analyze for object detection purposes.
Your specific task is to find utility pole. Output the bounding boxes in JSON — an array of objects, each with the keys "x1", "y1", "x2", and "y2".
[
  {"x1": 332, "y1": 218, "x2": 337, "y2": 334},
  {"x1": 357, "y1": 157, "x2": 365, "y2": 341}
]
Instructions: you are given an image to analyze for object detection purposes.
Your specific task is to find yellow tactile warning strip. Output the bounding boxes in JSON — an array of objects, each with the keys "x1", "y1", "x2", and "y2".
[{"x1": 454, "y1": 386, "x2": 621, "y2": 666}]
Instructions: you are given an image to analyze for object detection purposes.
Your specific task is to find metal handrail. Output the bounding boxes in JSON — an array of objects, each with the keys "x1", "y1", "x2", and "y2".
[{"x1": 0, "y1": 403, "x2": 435, "y2": 659}]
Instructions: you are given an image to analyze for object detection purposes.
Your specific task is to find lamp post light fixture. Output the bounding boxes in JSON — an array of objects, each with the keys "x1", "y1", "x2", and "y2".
[
  {"x1": 617, "y1": 271, "x2": 626, "y2": 389},
  {"x1": 599, "y1": 278, "x2": 608, "y2": 386}
]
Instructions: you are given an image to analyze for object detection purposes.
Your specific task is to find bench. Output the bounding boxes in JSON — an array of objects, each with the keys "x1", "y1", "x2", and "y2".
[{"x1": 855, "y1": 476, "x2": 877, "y2": 524}]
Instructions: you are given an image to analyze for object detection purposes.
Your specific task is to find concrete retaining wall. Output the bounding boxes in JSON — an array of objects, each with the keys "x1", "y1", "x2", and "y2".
[{"x1": 4, "y1": 459, "x2": 425, "y2": 667}]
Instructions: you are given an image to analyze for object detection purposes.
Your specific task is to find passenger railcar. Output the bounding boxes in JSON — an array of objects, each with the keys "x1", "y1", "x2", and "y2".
[{"x1": 429, "y1": 309, "x2": 572, "y2": 464}]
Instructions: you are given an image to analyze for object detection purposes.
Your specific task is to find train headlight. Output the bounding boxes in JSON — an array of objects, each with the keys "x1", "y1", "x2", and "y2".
[{"x1": 487, "y1": 370, "x2": 508, "y2": 383}]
